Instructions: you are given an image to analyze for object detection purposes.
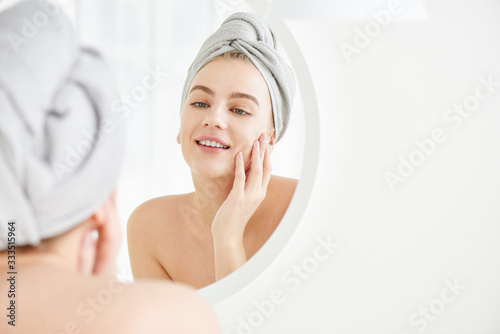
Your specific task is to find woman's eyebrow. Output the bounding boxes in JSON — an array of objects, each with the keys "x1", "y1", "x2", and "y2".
[
  {"x1": 190, "y1": 85, "x2": 259, "y2": 107},
  {"x1": 229, "y1": 92, "x2": 259, "y2": 106},
  {"x1": 189, "y1": 85, "x2": 214, "y2": 95}
]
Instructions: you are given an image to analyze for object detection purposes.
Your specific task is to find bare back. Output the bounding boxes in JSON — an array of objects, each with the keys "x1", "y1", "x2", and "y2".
[{"x1": 0, "y1": 262, "x2": 218, "y2": 334}]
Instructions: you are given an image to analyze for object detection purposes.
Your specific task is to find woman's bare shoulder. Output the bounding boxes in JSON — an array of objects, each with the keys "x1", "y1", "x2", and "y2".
[
  {"x1": 129, "y1": 194, "x2": 191, "y2": 221},
  {"x1": 70, "y1": 272, "x2": 221, "y2": 333},
  {"x1": 127, "y1": 193, "x2": 193, "y2": 232},
  {"x1": 268, "y1": 175, "x2": 298, "y2": 197},
  {"x1": 127, "y1": 193, "x2": 194, "y2": 280},
  {"x1": 126, "y1": 193, "x2": 194, "y2": 240},
  {"x1": 7, "y1": 266, "x2": 219, "y2": 333},
  {"x1": 260, "y1": 175, "x2": 298, "y2": 217},
  {"x1": 104, "y1": 280, "x2": 220, "y2": 333}
]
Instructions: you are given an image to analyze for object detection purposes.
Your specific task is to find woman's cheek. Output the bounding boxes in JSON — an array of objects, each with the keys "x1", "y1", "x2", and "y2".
[{"x1": 244, "y1": 137, "x2": 260, "y2": 169}]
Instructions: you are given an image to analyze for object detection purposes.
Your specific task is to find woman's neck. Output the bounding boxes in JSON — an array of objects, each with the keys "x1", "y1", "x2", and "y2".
[
  {"x1": 0, "y1": 222, "x2": 88, "y2": 273},
  {"x1": 0, "y1": 246, "x2": 73, "y2": 273},
  {"x1": 190, "y1": 172, "x2": 235, "y2": 227}
]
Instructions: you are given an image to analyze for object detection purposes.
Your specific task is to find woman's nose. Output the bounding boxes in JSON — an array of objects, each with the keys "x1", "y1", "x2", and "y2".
[{"x1": 202, "y1": 105, "x2": 227, "y2": 130}]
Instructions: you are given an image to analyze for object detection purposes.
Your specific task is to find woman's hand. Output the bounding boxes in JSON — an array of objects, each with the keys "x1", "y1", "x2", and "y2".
[
  {"x1": 92, "y1": 191, "x2": 121, "y2": 276},
  {"x1": 78, "y1": 189, "x2": 121, "y2": 277},
  {"x1": 212, "y1": 133, "x2": 272, "y2": 280}
]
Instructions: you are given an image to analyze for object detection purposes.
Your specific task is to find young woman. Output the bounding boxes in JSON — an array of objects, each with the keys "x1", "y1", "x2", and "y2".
[
  {"x1": 128, "y1": 12, "x2": 298, "y2": 289},
  {"x1": 0, "y1": 2, "x2": 220, "y2": 333}
]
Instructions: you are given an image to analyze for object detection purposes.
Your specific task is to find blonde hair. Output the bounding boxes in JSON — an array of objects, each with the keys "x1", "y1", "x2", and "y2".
[{"x1": 216, "y1": 50, "x2": 251, "y2": 62}]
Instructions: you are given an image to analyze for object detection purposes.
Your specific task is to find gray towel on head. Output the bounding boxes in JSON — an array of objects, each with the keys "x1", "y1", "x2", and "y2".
[
  {"x1": 0, "y1": 1, "x2": 125, "y2": 249},
  {"x1": 180, "y1": 12, "x2": 296, "y2": 142}
]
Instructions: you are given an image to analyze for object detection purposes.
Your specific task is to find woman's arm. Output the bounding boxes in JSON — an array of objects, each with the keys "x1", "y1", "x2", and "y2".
[{"x1": 211, "y1": 134, "x2": 272, "y2": 280}]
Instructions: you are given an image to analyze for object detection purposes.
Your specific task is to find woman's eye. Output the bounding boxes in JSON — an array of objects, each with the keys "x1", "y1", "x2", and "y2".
[
  {"x1": 193, "y1": 102, "x2": 208, "y2": 108},
  {"x1": 232, "y1": 108, "x2": 247, "y2": 115}
]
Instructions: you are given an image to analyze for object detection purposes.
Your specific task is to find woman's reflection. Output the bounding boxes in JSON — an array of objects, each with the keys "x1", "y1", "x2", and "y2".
[{"x1": 127, "y1": 12, "x2": 297, "y2": 289}]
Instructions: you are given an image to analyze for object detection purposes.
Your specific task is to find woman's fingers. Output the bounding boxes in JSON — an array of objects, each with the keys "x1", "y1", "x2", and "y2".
[
  {"x1": 232, "y1": 152, "x2": 245, "y2": 192},
  {"x1": 92, "y1": 199, "x2": 121, "y2": 276},
  {"x1": 259, "y1": 133, "x2": 267, "y2": 161},
  {"x1": 246, "y1": 139, "x2": 263, "y2": 188},
  {"x1": 78, "y1": 230, "x2": 96, "y2": 275},
  {"x1": 93, "y1": 225, "x2": 116, "y2": 275},
  {"x1": 262, "y1": 141, "x2": 272, "y2": 188}
]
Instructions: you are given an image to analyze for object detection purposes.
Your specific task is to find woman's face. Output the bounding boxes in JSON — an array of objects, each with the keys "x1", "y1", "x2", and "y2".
[{"x1": 178, "y1": 57, "x2": 274, "y2": 179}]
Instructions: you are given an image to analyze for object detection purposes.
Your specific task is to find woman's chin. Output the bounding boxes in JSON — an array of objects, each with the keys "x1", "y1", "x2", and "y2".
[{"x1": 192, "y1": 164, "x2": 234, "y2": 180}]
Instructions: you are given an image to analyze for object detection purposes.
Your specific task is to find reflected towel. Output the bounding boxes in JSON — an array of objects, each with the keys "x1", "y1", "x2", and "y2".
[
  {"x1": 180, "y1": 12, "x2": 296, "y2": 142},
  {"x1": 0, "y1": 1, "x2": 125, "y2": 249}
]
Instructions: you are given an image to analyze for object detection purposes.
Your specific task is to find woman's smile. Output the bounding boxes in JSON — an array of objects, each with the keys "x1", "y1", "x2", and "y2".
[{"x1": 195, "y1": 135, "x2": 230, "y2": 153}]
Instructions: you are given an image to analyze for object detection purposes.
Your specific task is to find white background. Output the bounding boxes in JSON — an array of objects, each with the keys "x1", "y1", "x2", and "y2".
[{"x1": 2, "y1": 0, "x2": 499, "y2": 332}]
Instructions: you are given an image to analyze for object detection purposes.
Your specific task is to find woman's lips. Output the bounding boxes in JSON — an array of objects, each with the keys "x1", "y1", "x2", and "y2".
[
  {"x1": 195, "y1": 136, "x2": 230, "y2": 153},
  {"x1": 196, "y1": 139, "x2": 229, "y2": 149}
]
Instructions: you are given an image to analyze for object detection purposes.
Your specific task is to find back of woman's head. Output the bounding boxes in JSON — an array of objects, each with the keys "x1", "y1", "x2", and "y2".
[{"x1": 0, "y1": 1, "x2": 125, "y2": 250}]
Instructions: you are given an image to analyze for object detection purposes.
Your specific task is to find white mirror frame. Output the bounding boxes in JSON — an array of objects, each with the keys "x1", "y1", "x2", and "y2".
[{"x1": 198, "y1": 19, "x2": 321, "y2": 304}]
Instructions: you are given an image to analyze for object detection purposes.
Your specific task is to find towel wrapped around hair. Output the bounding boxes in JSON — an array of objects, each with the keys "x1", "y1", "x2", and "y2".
[
  {"x1": 0, "y1": 1, "x2": 125, "y2": 249},
  {"x1": 180, "y1": 12, "x2": 296, "y2": 142}
]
